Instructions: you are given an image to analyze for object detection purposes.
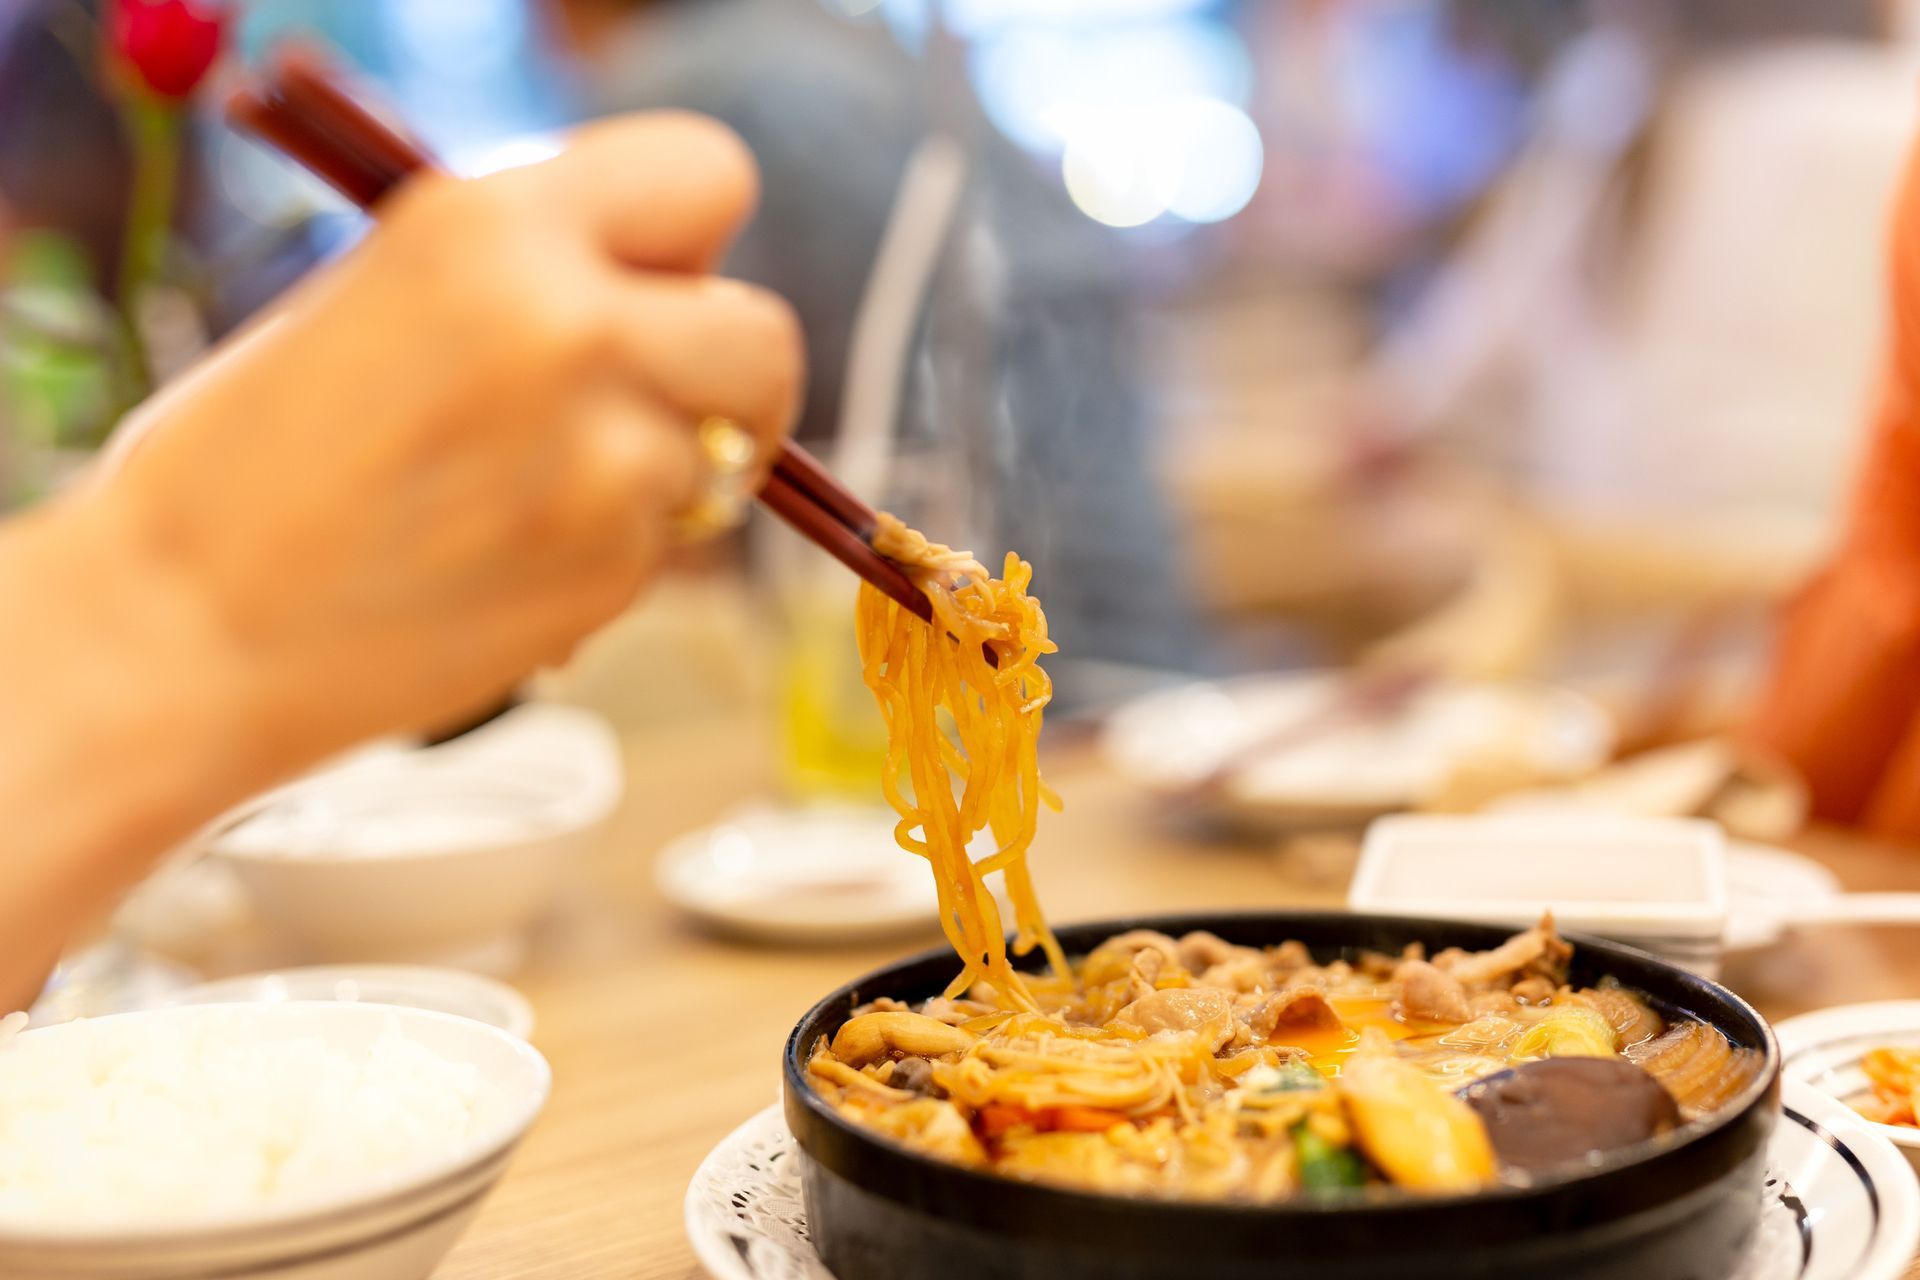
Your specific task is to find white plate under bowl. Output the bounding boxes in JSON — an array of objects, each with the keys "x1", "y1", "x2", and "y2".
[
  {"x1": 1724, "y1": 842, "x2": 1845, "y2": 953},
  {"x1": 1777, "y1": 1000, "x2": 1920, "y2": 1176},
  {"x1": 168, "y1": 965, "x2": 535, "y2": 1040},
  {"x1": 1101, "y1": 672, "x2": 1613, "y2": 824},
  {"x1": 657, "y1": 806, "x2": 965, "y2": 945},
  {"x1": 684, "y1": 1079, "x2": 1919, "y2": 1280}
]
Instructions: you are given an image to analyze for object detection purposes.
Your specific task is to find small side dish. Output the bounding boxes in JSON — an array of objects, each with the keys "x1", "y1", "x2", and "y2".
[{"x1": 1854, "y1": 1047, "x2": 1920, "y2": 1128}]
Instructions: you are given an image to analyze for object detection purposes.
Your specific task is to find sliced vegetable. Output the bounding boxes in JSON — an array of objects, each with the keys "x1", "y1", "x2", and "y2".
[
  {"x1": 1336, "y1": 1055, "x2": 1496, "y2": 1192},
  {"x1": 1625, "y1": 1021, "x2": 1760, "y2": 1117},
  {"x1": 1292, "y1": 1120, "x2": 1366, "y2": 1191},
  {"x1": 975, "y1": 1102, "x2": 1034, "y2": 1139},
  {"x1": 1862, "y1": 1047, "x2": 1920, "y2": 1096},
  {"x1": 1051, "y1": 1105, "x2": 1132, "y2": 1133},
  {"x1": 1510, "y1": 1006, "x2": 1619, "y2": 1061},
  {"x1": 975, "y1": 1102, "x2": 1133, "y2": 1138}
]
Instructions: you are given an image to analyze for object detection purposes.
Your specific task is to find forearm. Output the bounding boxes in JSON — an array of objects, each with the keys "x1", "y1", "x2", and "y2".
[{"x1": 0, "y1": 499, "x2": 298, "y2": 1010}]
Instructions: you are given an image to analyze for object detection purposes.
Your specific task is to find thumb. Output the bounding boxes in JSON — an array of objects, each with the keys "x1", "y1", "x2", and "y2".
[{"x1": 529, "y1": 111, "x2": 760, "y2": 274}]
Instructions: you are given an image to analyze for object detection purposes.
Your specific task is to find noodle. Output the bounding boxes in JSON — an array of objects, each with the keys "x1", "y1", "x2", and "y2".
[
  {"x1": 809, "y1": 917, "x2": 1763, "y2": 1201},
  {"x1": 832, "y1": 543, "x2": 1767, "y2": 1200},
  {"x1": 859, "y1": 514, "x2": 1067, "y2": 1010}
]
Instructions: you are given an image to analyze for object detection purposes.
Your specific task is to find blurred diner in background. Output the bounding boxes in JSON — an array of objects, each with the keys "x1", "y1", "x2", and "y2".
[{"x1": 14, "y1": 1, "x2": 1920, "y2": 1276}]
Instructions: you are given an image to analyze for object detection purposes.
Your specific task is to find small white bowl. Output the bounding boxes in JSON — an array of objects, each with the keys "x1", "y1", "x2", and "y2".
[
  {"x1": 169, "y1": 965, "x2": 535, "y2": 1040},
  {"x1": 1350, "y1": 814, "x2": 1728, "y2": 974},
  {"x1": 0, "y1": 1001, "x2": 550, "y2": 1280},
  {"x1": 211, "y1": 706, "x2": 621, "y2": 962},
  {"x1": 1777, "y1": 1000, "x2": 1920, "y2": 1176}
]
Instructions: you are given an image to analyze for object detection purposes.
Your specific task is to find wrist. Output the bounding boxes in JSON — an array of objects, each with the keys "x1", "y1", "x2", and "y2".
[{"x1": 0, "y1": 496, "x2": 299, "y2": 856}]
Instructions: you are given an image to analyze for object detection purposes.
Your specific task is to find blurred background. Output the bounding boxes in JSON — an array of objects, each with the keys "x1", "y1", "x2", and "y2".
[{"x1": 3, "y1": 0, "x2": 1916, "y2": 826}]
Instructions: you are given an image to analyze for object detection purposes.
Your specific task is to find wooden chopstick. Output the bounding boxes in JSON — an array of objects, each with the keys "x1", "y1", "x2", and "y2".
[
  {"x1": 762, "y1": 467, "x2": 931, "y2": 622},
  {"x1": 227, "y1": 47, "x2": 941, "y2": 627},
  {"x1": 772, "y1": 441, "x2": 878, "y2": 543}
]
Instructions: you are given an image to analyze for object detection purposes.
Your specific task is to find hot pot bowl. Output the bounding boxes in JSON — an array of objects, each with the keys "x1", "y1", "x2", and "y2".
[{"x1": 783, "y1": 912, "x2": 1780, "y2": 1280}]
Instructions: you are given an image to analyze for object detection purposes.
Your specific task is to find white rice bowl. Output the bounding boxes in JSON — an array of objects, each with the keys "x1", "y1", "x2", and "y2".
[{"x1": 0, "y1": 1002, "x2": 549, "y2": 1237}]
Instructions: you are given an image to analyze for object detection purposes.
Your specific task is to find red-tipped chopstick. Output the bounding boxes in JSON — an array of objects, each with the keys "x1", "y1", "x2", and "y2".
[{"x1": 226, "y1": 47, "x2": 935, "y2": 626}]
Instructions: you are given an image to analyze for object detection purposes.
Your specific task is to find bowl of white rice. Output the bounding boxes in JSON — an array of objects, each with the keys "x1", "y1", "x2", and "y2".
[{"x1": 0, "y1": 1000, "x2": 550, "y2": 1279}]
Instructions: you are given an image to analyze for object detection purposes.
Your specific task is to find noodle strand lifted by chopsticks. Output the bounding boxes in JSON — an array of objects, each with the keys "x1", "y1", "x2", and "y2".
[{"x1": 859, "y1": 514, "x2": 1067, "y2": 1010}]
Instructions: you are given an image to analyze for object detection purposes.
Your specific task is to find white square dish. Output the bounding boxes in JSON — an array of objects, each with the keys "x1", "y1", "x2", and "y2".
[{"x1": 1349, "y1": 814, "x2": 1728, "y2": 974}]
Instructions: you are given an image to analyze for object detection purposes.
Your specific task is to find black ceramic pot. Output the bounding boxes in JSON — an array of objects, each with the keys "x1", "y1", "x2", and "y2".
[{"x1": 782, "y1": 912, "x2": 1781, "y2": 1280}]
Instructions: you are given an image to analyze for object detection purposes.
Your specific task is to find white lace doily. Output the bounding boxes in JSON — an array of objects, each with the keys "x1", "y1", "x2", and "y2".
[
  {"x1": 686, "y1": 1106, "x2": 833, "y2": 1280},
  {"x1": 685, "y1": 1105, "x2": 1808, "y2": 1280}
]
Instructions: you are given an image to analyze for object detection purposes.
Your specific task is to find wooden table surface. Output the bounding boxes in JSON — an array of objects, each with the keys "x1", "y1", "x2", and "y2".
[{"x1": 431, "y1": 715, "x2": 1920, "y2": 1280}]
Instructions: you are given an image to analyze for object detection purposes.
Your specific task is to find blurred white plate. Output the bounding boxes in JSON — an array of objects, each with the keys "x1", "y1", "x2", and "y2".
[
  {"x1": 683, "y1": 1080, "x2": 1919, "y2": 1280},
  {"x1": 170, "y1": 965, "x2": 535, "y2": 1040},
  {"x1": 1101, "y1": 672, "x2": 1612, "y2": 825},
  {"x1": 657, "y1": 805, "x2": 971, "y2": 945},
  {"x1": 1778, "y1": 1001, "x2": 1920, "y2": 1178},
  {"x1": 1724, "y1": 841, "x2": 1845, "y2": 952}
]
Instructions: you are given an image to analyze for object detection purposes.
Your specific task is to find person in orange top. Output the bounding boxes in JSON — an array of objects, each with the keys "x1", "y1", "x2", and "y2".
[{"x1": 1751, "y1": 135, "x2": 1920, "y2": 837}]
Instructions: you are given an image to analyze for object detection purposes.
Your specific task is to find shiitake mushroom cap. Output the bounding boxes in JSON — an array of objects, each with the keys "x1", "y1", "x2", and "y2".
[{"x1": 1459, "y1": 1057, "x2": 1682, "y2": 1175}]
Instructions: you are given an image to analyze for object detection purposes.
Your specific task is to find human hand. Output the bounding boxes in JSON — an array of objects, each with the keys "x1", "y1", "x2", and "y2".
[{"x1": 69, "y1": 112, "x2": 802, "y2": 766}]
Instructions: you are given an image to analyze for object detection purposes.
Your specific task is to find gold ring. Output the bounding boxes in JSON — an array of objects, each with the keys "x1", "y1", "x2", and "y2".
[{"x1": 672, "y1": 416, "x2": 757, "y2": 543}]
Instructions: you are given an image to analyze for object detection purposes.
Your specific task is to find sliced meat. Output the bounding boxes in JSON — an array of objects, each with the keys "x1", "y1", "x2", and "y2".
[
  {"x1": 1176, "y1": 931, "x2": 1254, "y2": 971},
  {"x1": 1282, "y1": 960, "x2": 1351, "y2": 992},
  {"x1": 1265, "y1": 940, "x2": 1312, "y2": 974},
  {"x1": 1084, "y1": 930, "x2": 1187, "y2": 1004},
  {"x1": 1357, "y1": 951, "x2": 1395, "y2": 980},
  {"x1": 1198, "y1": 956, "x2": 1269, "y2": 993},
  {"x1": 1115, "y1": 987, "x2": 1235, "y2": 1051},
  {"x1": 1359, "y1": 943, "x2": 1422, "y2": 980},
  {"x1": 1126, "y1": 947, "x2": 1169, "y2": 1004},
  {"x1": 1249, "y1": 986, "x2": 1346, "y2": 1041},
  {"x1": 1392, "y1": 959, "x2": 1472, "y2": 1024},
  {"x1": 1433, "y1": 917, "x2": 1572, "y2": 991},
  {"x1": 1092, "y1": 929, "x2": 1182, "y2": 968}
]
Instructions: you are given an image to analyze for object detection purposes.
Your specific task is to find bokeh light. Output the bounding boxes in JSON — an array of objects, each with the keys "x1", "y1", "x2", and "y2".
[
  {"x1": 972, "y1": 18, "x2": 1251, "y2": 155},
  {"x1": 945, "y1": 0, "x2": 1211, "y2": 34},
  {"x1": 965, "y1": 8, "x2": 1262, "y2": 230},
  {"x1": 1164, "y1": 97, "x2": 1263, "y2": 224},
  {"x1": 1058, "y1": 94, "x2": 1264, "y2": 229},
  {"x1": 1060, "y1": 109, "x2": 1183, "y2": 228}
]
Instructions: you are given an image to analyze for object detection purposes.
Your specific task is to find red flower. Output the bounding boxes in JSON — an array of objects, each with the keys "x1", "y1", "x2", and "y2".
[{"x1": 108, "y1": 0, "x2": 227, "y2": 102}]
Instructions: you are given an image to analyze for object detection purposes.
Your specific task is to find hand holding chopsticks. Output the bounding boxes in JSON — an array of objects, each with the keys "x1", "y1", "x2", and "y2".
[{"x1": 227, "y1": 47, "x2": 936, "y2": 626}]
